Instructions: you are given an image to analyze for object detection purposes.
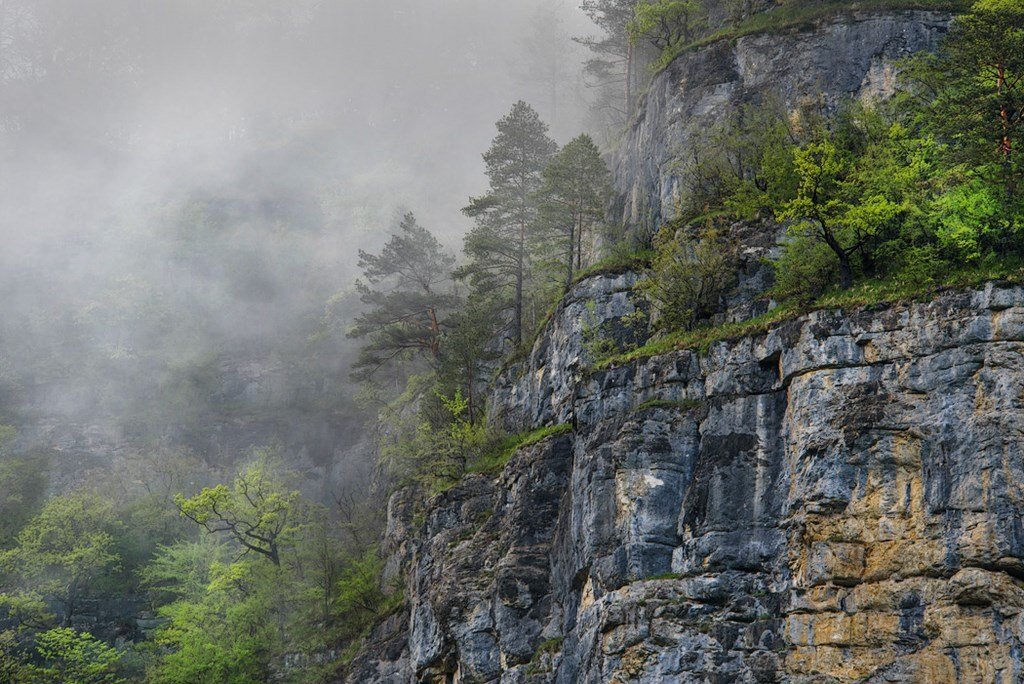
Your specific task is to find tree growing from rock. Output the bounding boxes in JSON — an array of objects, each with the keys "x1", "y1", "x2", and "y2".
[
  {"x1": 458, "y1": 102, "x2": 557, "y2": 348},
  {"x1": 908, "y1": 0, "x2": 1024, "y2": 235},
  {"x1": 629, "y1": 0, "x2": 707, "y2": 51},
  {"x1": 536, "y1": 134, "x2": 612, "y2": 290}
]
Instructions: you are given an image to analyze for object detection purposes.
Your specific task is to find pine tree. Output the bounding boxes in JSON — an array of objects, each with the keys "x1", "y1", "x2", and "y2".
[
  {"x1": 536, "y1": 134, "x2": 612, "y2": 291},
  {"x1": 577, "y1": 0, "x2": 642, "y2": 126},
  {"x1": 348, "y1": 212, "x2": 456, "y2": 379},
  {"x1": 458, "y1": 102, "x2": 557, "y2": 348},
  {"x1": 438, "y1": 294, "x2": 502, "y2": 423},
  {"x1": 906, "y1": 0, "x2": 1024, "y2": 246}
]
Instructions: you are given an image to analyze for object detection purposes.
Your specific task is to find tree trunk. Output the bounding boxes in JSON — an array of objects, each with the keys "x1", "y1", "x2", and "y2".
[
  {"x1": 566, "y1": 213, "x2": 576, "y2": 292},
  {"x1": 427, "y1": 306, "x2": 441, "y2": 358},
  {"x1": 514, "y1": 220, "x2": 525, "y2": 347},
  {"x1": 465, "y1": 360, "x2": 476, "y2": 424},
  {"x1": 577, "y1": 209, "x2": 584, "y2": 272}
]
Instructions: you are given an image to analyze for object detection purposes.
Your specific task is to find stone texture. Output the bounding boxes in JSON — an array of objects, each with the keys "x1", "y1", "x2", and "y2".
[
  {"x1": 345, "y1": 283, "x2": 1024, "y2": 683},
  {"x1": 342, "y1": 11, "x2": 1024, "y2": 684},
  {"x1": 610, "y1": 11, "x2": 951, "y2": 236}
]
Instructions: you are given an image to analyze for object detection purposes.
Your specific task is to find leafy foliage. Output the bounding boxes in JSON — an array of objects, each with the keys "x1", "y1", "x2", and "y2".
[
  {"x1": 636, "y1": 222, "x2": 739, "y2": 331},
  {"x1": 0, "y1": 445, "x2": 49, "y2": 548},
  {"x1": 629, "y1": 0, "x2": 707, "y2": 51},
  {"x1": 0, "y1": 491, "x2": 121, "y2": 626},
  {"x1": 175, "y1": 452, "x2": 301, "y2": 567}
]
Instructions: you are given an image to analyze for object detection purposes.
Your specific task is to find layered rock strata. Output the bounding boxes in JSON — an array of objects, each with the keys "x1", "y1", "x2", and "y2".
[{"x1": 347, "y1": 281, "x2": 1024, "y2": 683}]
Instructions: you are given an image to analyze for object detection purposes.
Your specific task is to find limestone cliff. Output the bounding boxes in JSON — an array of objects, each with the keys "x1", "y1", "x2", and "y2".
[
  {"x1": 350, "y1": 279, "x2": 1024, "y2": 683},
  {"x1": 343, "y1": 10, "x2": 1024, "y2": 684},
  {"x1": 610, "y1": 10, "x2": 950, "y2": 234}
]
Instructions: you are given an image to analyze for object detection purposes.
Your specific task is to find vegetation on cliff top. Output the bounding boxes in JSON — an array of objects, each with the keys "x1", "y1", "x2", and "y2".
[
  {"x1": 609, "y1": 0, "x2": 1024, "y2": 369},
  {"x1": 635, "y1": 0, "x2": 973, "y2": 73}
]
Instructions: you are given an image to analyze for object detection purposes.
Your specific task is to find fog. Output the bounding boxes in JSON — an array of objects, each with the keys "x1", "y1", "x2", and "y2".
[{"x1": 0, "y1": 0, "x2": 596, "y2": 487}]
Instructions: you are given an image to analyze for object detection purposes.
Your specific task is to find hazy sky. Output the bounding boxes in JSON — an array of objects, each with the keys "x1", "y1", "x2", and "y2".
[
  {"x1": 1, "y1": 0, "x2": 595, "y2": 255},
  {"x1": 0, "y1": 0, "x2": 599, "y2": 450}
]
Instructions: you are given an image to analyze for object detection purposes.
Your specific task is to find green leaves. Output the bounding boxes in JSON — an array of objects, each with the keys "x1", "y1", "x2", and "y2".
[
  {"x1": 629, "y1": 0, "x2": 707, "y2": 50},
  {"x1": 175, "y1": 452, "x2": 301, "y2": 567},
  {"x1": 31, "y1": 628, "x2": 124, "y2": 684},
  {"x1": 635, "y1": 224, "x2": 738, "y2": 332},
  {"x1": 1, "y1": 491, "x2": 121, "y2": 625}
]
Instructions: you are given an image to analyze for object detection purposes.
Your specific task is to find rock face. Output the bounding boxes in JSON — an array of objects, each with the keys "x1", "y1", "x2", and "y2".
[
  {"x1": 346, "y1": 11, "x2": 1024, "y2": 684},
  {"x1": 349, "y1": 281, "x2": 1024, "y2": 684},
  {"x1": 611, "y1": 11, "x2": 951, "y2": 234}
]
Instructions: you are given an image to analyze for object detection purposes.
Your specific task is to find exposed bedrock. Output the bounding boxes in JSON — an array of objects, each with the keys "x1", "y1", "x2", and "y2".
[
  {"x1": 610, "y1": 11, "x2": 951, "y2": 234},
  {"x1": 347, "y1": 281, "x2": 1024, "y2": 683}
]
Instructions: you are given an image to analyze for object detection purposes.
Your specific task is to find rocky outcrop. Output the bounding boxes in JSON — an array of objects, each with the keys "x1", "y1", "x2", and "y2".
[
  {"x1": 611, "y1": 11, "x2": 951, "y2": 234},
  {"x1": 346, "y1": 10, "x2": 1024, "y2": 684},
  {"x1": 348, "y1": 282, "x2": 1024, "y2": 683}
]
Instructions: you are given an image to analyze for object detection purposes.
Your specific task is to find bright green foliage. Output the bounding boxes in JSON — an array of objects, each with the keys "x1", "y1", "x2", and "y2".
[
  {"x1": 378, "y1": 380, "x2": 505, "y2": 491},
  {"x1": 536, "y1": 134, "x2": 612, "y2": 291},
  {"x1": 0, "y1": 627, "x2": 124, "y2": 684},
  {"x1": 669, "y1": 102, "x2": 798, "y2": 225},
  {"x1": 139, "y1": 537, "x2": 228, "y2": 603},
  {"x1": 466, "y1": 424, "x2": 574, "y2": 476},
  {"x1": 175, "y1": 452, "x2": 301, "y2": 567},
  {"x1": 629, "y1": 0, "x2": 706, "y2": 50},
  {"x1": 332, "y1": 549, "x2": 401, "y2": 642},
  {"x1": 904, "y1": 0, "x2": 1024, "y2": 249},
  {"x1": 775, "y1": 109, "x2": 939, "y2": 293},
  {"x1": 148, "y1": 557, "x2": 279, "y2": 684},
  {"x1": 0, "y1": 491, "x2": 121, "y2": 626},
  {"x1": 0, "y1": 630, "x2": 23, "y2": 682},
  {"x1": 911, "y1": 0, "x2": 1024, "y2": 193},
  {"x1": 348, "y1": 212, "x2": 458, "y2": 380},
  {"x1": 459, "y1": 102, "x2": 558, "y2": 348},
  {"x1": 0, "y1": 449, "x2": 49, "y2": 548},
  {"x1": 636, "y1": 222, "x2": 739, "y2": 331},
  {"x1": 143, "y1": 515, "x2": 400, "y2": 682},
  {"x1": 0, "y1": 592, "x2": 51, "y2": 630},
  {"x1": 933, "y1": 180, "x2": 1005, "y2": 261},
  {"x1": 771, "y1": 234, "x2": 841, "y2": 300},
  {"x1": 25, "y1": 628, "x2": 124, "y2": 684}
]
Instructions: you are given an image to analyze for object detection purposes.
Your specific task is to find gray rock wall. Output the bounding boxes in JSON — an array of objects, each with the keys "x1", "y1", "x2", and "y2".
[
  {"x1": 347, "y1": 283, "x2": 1024, "y2": 683},
  {"x1": 611, "y1": 11, "x2": 951, "y2": 236},
  {"x1": 342, "y1": 11, "x2": 1024, "y2": 683}
]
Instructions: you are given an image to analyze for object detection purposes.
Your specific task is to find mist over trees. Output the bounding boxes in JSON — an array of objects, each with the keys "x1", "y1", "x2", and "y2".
[
  {"x1": 0, "y1": 0, "x2": 608, "y2": 679},
  {"x1": 4, "y1": 0, "x2": 1013, "y2": 680}
]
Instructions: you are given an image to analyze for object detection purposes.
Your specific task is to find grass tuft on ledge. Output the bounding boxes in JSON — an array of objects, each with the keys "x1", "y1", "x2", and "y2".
[
  {"x1": 595, "y1": 262, "x2": 1024, "y2": 371},
  {"x1": 466, "y1": 423, "x2": 573, "y2": 476},
  {"x1": 649, "y1": 0, "x2": 970, "y2": 74}
]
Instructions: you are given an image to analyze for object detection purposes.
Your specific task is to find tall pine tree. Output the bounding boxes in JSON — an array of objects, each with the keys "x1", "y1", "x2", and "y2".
[
  {"x1": 348, "y1": 212, "x2": 456, "y2": 379},
  {"x1": 536, "y1": 134, "x2": 612, "y2": 291},
  {"x1": 458, "y1": 102, "x2": 557, "y2": 347}
]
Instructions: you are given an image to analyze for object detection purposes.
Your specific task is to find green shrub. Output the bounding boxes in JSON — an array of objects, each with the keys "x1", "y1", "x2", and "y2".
[
  {"x1": 771, "y1": 234, "x2": 840, "y2": 302},
  {"x1": 635, "y1": 223, "x2": 738, "y2": 332}
]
